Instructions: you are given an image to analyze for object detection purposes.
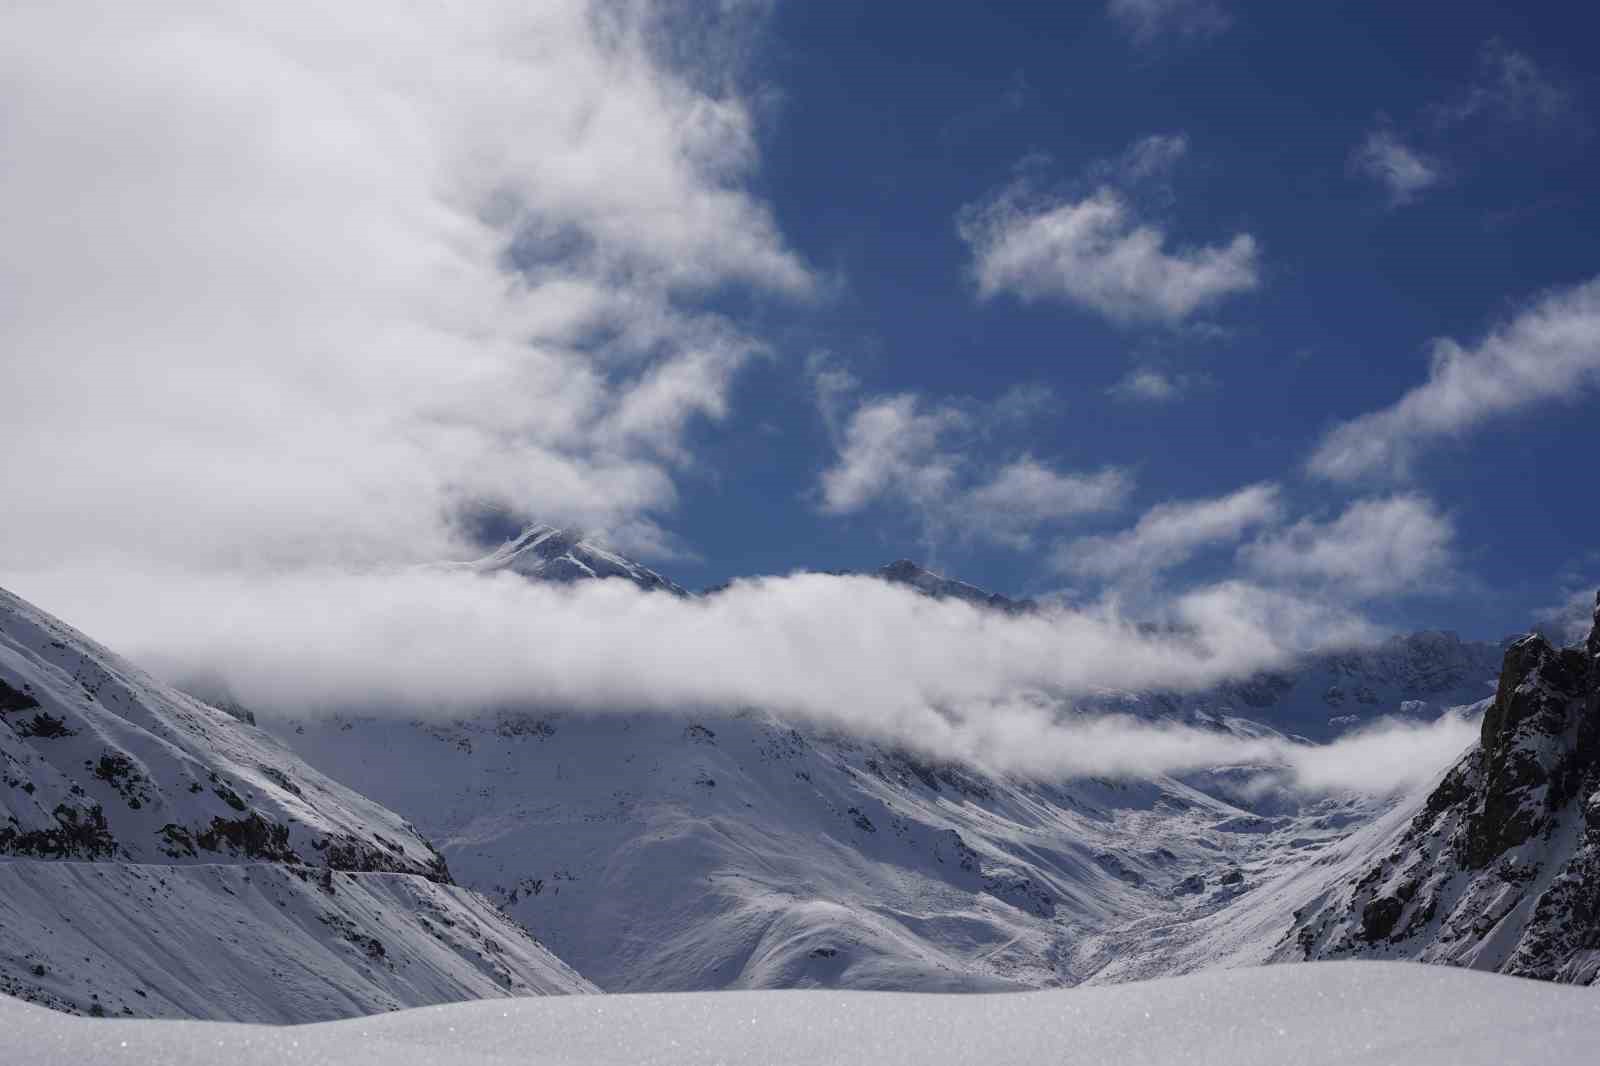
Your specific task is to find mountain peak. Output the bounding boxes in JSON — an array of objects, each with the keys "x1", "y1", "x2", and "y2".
[
  {"x1": 874, "y1": 559, "x2": 1033, "y2": 613},
  {"x1": 464, "y1": 524, "x2": 688, "y2": 596}
]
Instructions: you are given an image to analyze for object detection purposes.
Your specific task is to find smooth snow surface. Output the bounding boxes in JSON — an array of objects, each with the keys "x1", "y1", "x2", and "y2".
[{"x1": 6, "y1": 962, "x2": 1599, "y2": 1065}]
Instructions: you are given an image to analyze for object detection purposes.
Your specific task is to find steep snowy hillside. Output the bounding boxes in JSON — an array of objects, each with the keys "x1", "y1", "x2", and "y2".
[
  {"x1": 8, "y1": 962, "x2": 1600, "y2": 1066},
  {"x1": 0, "y1": 586, "x2": 593, "y2": 1020},
  {"x1": 1278, "y1": 593, "x2": 1600, "y2": 983}
]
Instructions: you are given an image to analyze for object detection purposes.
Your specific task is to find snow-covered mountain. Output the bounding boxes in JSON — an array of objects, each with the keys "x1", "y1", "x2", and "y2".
[
  {"x1": 449, "y1": 525, "x2": 688, "y2": 595},
  {"x1": 9, "y1": 961, "x2": 1599, "y2": 1066},
  {"x1": 0, "y1": 586, "x2": 593, "y2": 1020},
  {"x1": 1278, "y1": 594, "x2": 1600, "y2": 983},
  {"x1": 263, "y1": 527, "x2": 1503, "y2": 994}
]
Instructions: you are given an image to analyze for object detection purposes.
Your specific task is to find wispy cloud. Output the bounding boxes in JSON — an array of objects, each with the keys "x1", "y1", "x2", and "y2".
[
  {"x1": 1054, "y1": 483, "x2": 1283, "y2": 583},
  {"x1": 958, "y1": 139, "x2": 1260, "y2": 326},
  {"x1": 1351, "y1": 127, "x2": 1444, "y2": 206},
  {"x1": 1108, "y1": 367, "x2": 1198, "y2": 403},
  {"x1": 1308, "y1": 277, "x2": 1600, "y2": 481},
  {"x1": 0, "y1": 3, "x2": 810, "y2": 572},
  {"x1": 1434, "y1": 39, "x2": 1576, "y2": 130},
  {"x1": 814, "y1": 379, "x2": 1130, "y2": 550},
  {"x1": 1106, "y1": 0, "x2": 1231, "y2": 46},
  {"x1": 1533, "y1": 583, "x2": 1600, "y2": 645},
  {"x1": 1239, "y1": 495, "x2": 1455, "y2": 599}
]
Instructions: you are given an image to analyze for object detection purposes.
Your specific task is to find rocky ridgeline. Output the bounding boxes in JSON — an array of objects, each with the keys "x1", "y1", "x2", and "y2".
[{"x1": 1289, "y1": 592, "x2": 1600, "y2": 984}]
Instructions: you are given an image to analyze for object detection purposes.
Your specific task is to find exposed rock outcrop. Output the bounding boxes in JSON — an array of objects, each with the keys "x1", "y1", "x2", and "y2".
[{"x1": 1287, "y1": 592, "x2": 1600, "y2": 984}]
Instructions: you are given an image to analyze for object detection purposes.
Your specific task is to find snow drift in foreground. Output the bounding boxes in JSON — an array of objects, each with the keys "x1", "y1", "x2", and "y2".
[{"x1": 7, "y1": 962, "x2": 1599, "y2": 1066}]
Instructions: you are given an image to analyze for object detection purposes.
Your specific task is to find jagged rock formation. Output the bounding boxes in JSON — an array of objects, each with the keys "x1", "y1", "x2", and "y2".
[
  {"x1": 0, "y1": 586, "x2": 594, "y2": 1019},
  {"x1": 1285, "y1": 593, "x2": 1600, "y2": 983}
]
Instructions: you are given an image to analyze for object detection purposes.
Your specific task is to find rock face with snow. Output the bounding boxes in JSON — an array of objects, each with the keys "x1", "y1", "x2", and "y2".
[
  {"x1": 0, "y1": 586, "x2": 594, "y2": 1020},
  {"x1": 1286, "y1": 593, "x2": 1600, "y2": 983}
]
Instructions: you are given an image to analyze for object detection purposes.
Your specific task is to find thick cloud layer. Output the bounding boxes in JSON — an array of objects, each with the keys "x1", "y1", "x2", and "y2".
[
  {"x1": 9, "y1": 565, "x2": 1472, "y2": 794},
  {"x1": 0, "y1": 2, "x2": 807, "y2": 571}
]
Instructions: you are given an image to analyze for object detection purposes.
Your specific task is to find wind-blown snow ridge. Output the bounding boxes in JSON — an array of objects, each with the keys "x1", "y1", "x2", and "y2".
[{"x1": 6, "y1": 962, "x2": 1600, "y2": 1066}]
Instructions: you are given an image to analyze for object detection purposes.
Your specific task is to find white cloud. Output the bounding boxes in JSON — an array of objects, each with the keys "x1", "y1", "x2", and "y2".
[
  {"x1": 1351, "y1": 128, "x2": 1443, "y2": 206},
  {"x1": 1054, "y1": 483, "x2": 1282, "y2": 581},
  {"x1": 1108, "y1": 367, "x2": 1193, "y2": 403},
  {"x1": 1107, "y1": 0, "x2": 1231, "y2": 45},
  {"x1": 1435, "y1": 39, "x2": 1574, "y2": 130},
  {"x1": 1308, "y1": 277, "x2": 1600, "y2": 481},
  {"x1": 1533, "y1": 584, "x2": 1599, "y2": 645},
  {"x1": 818, "y1": 395, "x2": 969, "y2": 517},
  {"x1": 816, "y1": 388, "x2": 1130, "y2": 549},
  {"x1": 1093, "y1": 133, "x2": 1191, "y2": 184},
  {"x1": 9, "y1": 563, "x2": 1476, "y2": 793},
  {"x1": 959, "y1": 180, "x2": 1259, "y2": 325},
  {"x1": 0, "y1": 2, "x2": 811, "y2": 572},
  {"x1": 1239, "y1": 495, "x2": 1455, "y2": 599},
  {"x1": 965, "y1": 459, "x2": 1134, "y2": 534}
]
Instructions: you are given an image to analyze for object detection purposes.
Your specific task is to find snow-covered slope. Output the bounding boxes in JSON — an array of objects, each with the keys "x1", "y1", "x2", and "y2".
[
  {"x1": 7, "y1": 962, "x2": 1600, "y2": 1066},
  {"x1": 0, "y1": 586, "x2": 594, "y2": 1019},
  {"x1": 0, "y1": 862, "x2": 592, "y2": 1021}
]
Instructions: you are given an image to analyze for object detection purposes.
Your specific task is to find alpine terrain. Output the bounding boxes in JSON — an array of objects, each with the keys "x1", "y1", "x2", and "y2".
[{"x1": 266, "y1": 527, "x2": 1512, "y2": 993}]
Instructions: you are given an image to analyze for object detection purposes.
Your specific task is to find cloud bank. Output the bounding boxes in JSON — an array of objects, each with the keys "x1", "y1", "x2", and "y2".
[
  {"x1": 0, "y1": 2, "x2": 808, "y2": 571},
  {"x1": 10, "y1": 563, "x2": 1473, "y2": 793}
]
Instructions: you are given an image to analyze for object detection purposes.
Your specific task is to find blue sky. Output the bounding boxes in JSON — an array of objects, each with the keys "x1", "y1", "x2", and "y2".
[
  {"x1": 3, "y1": 1, "x2": 1597, "y2": 647},
  {"x1": 646, "y1": 0, "x2": 1600, "y2": 637}
]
